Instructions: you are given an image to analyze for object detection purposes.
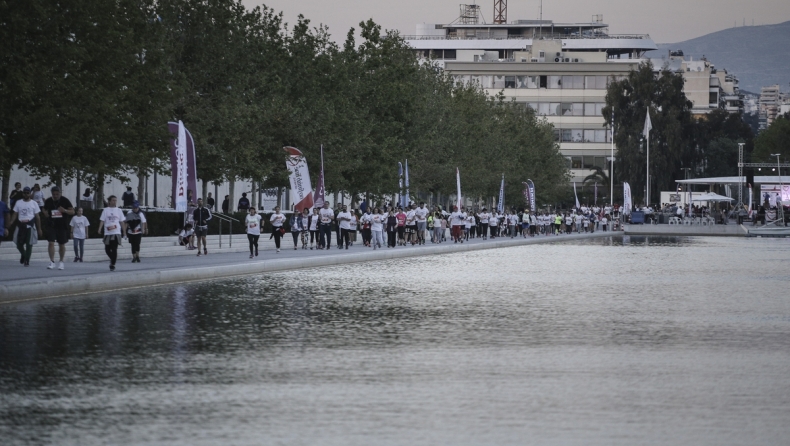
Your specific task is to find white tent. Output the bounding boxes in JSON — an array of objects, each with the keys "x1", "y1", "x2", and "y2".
[{"x1": 692, "y1": 192, "x2": 734, "y2": 202}]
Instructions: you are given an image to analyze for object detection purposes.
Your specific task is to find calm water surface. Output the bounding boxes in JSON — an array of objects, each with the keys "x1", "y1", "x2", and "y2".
[{"x1": 1, "y1": 236, "x2": 789, "y2": 445}]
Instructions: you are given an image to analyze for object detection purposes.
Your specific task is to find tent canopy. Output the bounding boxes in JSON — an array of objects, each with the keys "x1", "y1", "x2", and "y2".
[
  {"x1": 676, "y1": 175, "x2": 790, "y2": 185},
  {"x1": 692, "y1": 192, "x2": 734, "y2": 202}
]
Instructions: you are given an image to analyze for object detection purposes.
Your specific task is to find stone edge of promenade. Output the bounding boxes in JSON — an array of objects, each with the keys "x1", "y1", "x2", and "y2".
[{"x1": 0, "y1": 231, "x2": 618, "y2": 303}]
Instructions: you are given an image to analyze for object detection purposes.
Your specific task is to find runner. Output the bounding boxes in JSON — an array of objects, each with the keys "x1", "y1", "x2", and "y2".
[
  {"x1": 370, "y1": 207, "x2": 385, "y2": 250},
  {"x1": 348, "y1": 210, "x2": 358, "y2": 247},
  {"x1": 386, "y1": 208, "x2": 398, "y2": 248},
  {"x1": 395, "y1": 207, "x2": 406, "y2": 246},
  {"x1": 270, "y1": 206, "x2": 286, "y2": 253},
  {"x1": 414, "y1": 202, "x2": 429, "y2": 245},
  {"x1": 125, "y1": 201, "x2": 148, "y2": 263},
  {"x1": 488, "y1": 211, "x2": 499, "y2": 239},
  {"x1": 337, "y1": 205, "x2": 352, "y2": 249},
  {"x1": 360, "y1": 208, "x2": 372, "y2": 247},
  {"x1": 9, "y1": 187, "x2": 42, "y2": 267},
  {"x1": 464, "y1": 208, "x2": 474, "y2": 241},
  {"x1": 289, "y1": 207, "x2": 303, "y2": 250},
  {"x1": 405, "y1": 204, "x2": 417, "y2": 245},
  {"x1": 97, "y1": 195, "x2": 126, "y2": 271},
  {"x1": 300, "y1": 207, "x2": 311, "y2": 249},
  {"x1": 41, "y1": 186, "x2": 74, "y2": 270},
  {"x1": 318, "y1": 202, "x2": 334, "y2": 249},
  {"x1": 309, "y1": 208, "x2": 319, "y2": 249},
  {"x1": 246, "y1": 207, "x2": 261, "y2": 258},
  {"x1": 193, "y1": 198, "x2": 212, "y2": 256},
  {"x1": 449, "y1": 206, "x2": 464, "y2": 243},
  {"x1": 565, "y1": 213, "x2": 573, "y2": 234},
  {"x1": 69, "y1": 207, "x2": 90, "y2": 262},
  {"x1": 478, "y1": 208, "x2": 490, "y2": 240}
]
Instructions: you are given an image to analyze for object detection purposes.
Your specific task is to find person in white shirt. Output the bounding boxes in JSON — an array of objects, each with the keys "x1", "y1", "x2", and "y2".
[
  {"x1": 299, "y1": 207, "x2": 311, "y2": 249},
  {"x1": 269, "y1": 206, "x2": 286, "y2": 252},
  {"x1": 70, "y1": 207, "x2": 90, "y2": 262},
  {"x1": 521, "y1": 211, "x2": 530, "y2": 238},
  {"x1": 370, "y1": 207, "x2": 385, "y2": 249},
  {"x1": 449, "y1": 206, "x2": 465, "y2": 243},
  {"x1": 179, "y1": 224, "x2": 195, "y2": 249},
  {"x1": 478, "y1": 209, "x2": 490, "y2": 240},
  {"x1": 348, "y1": 210, "x2": 358, "y2": 247},
  {"x1": 601, "y1": 215, "x2": 609, "y2": 231},
  {"x1": 318, "y1": 202, "x2": 334, "y2": 249},
  {"x1": 246, "y1": 208, "x2": 262, "y2": 258},
  {"x1": 337, "y1": 205, "x2": 353, "y2": 249},
  {"x1": 464, "y1": 209, "x2": 474, "y2": 241},
  {"x1": 309, "y1": 208, "x2": 319, "y2": 249},
  {"x1": 405, "y1": 205, "x2": 417, "y2": 246},
  {"x1": 414, "y1": 202, "x2": 429, "y2": 245},
  {"x1": 488, "y1": 212, "x2": 499, "y2": 238},
  {"x1": 508, "y1": 212, "x2": 518, "y2": 238},
  {"x1": 9, "y1": 186, "x2": 43, "y2": 267},
  {"x1": 97, "y1": 195, "x2": 126, "y2": 271}
]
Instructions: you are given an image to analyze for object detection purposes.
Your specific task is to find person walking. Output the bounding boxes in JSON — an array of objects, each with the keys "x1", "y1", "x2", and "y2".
[
  {"x1": 222, "y1": 195, "x2": 230, "y2": 214},
  {"x1": 0, "y1": 199, "x2": 8, "y2": 247},
  {"x1": 360, "y1": 208, "x2": 372, "y2": 247},
  {"x1": 269, "y1": 205, "x2": 285, "y2": 253},
  {"x1": 9, "y1": 187, "x2": 43, "y2": 267},
  {"x1": 432, "y1": 210, "x2": 444, "y2": 243},
  {"x1": 42, "y1": 186, "x2": 74, "y2": 270},
  {"x1": 246, "y1": 207, "x2": 261, "y2": 258},
  {"x1": 9, "y1": 182, "x2": 23, "y2": 210},
  {"x1": 371, "y1": 207, "x2": 385, "y2": 250},
  {"x1": 395, "y1": 207, "x2": 406, "y2": 246},
  {"x1": 414, "y1": 202, "x2": 429, "y2": 245},
  {"x1": 309, "y1": 207, "x2": 319, "y2": 249},
  {"x1": 31, "y1": 183, "x2": 45, "y2": 207},
  {"x1": 337, "y1": 205, "x2": 352, "y2": 249},
  {"x1": 70, "y1": 207, "x2": 89, "y2": 262},
  {"x1": 125, "y1": 201, "x2": 148, "y2": 263},
  {"x1": 80, "y1": 188, "x2": 94, "y2": 210},
  {"x1": 206, "y1": 192, "x2": 215, "y2": 211},
  {"x1": 289, "y1": 207, "x2": 303, "y2": 250},
  {"x1": 386, "y1": 208, "x2": 398, "y2": 248},
  {"x1": 122, "y1": 186, "x2": 135, "y2": 208},
  {"x1": 299, "y1": 207, "x2": 311, "y2": 249},
  {"x1": 192, "y1": 198, "x2": 212, "y2": 256},
  {"x1": 97, "y1": 195, "x2": 126, "y2": 271},
  {"x1": 318, "y1": 202, "x2": 334, "y2": 249}
]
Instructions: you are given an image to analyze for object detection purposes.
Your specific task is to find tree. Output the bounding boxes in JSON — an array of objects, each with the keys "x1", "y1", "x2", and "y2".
[
  {"x1": 603, "y1": 62, "x2": 694, "y2": 205},
  {"x1": 753, "y1": 113, "x2": 790, "y2": 163}
]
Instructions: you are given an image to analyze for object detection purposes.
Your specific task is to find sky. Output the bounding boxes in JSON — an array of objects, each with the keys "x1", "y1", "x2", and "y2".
[{"x1": 242, "y1": 0, "x2": 790, "y2": 44}]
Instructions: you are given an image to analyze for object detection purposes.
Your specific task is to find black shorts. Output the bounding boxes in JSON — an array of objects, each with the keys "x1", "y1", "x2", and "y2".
[
  {"x1": 194, "y1": 226, "x2": 208, "y2": 237},
  {"x1": 46, "y1": 227, "x2": 69, "y2": 245}
]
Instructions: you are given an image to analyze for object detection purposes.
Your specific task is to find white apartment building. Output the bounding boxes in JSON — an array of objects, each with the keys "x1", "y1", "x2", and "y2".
[{"x1": 404, "y1": 12, "x2": 656, "y2": 183}]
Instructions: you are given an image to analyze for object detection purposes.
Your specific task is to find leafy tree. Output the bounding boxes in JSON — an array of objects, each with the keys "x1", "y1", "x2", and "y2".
[{"x1": 753, "y1": 113, "x2": 790, "y2": 163}]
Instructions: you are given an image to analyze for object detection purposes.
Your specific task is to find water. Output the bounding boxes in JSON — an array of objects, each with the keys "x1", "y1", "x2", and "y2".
[{"x1": 1, "y1": 236, "x2": 789, "y2": 445}]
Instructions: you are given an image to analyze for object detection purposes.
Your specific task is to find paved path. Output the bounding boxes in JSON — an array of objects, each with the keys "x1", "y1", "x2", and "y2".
[{"x1": 0, "y1": 232, "x2": 611, "y2": 303}]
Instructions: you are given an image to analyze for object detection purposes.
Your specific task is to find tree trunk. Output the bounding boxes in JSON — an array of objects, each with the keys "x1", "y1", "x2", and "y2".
[
  {"x1": 333, "y1": 191, "x2": 338, "y2": 208},
  {"x1": 96, "y1": 173, "x2": 105, "y2": 208},
  {"x1": 228, "y1": 179, "x2": 235, "y2": 213},
  {"x1": 137, "y1": 170, "x2": 146, "y2": 206},
  {"x1": 251, "y1": 181, "x2": 257, "y2": 210},
  {"x1": 1, "y1": 166, "x2": 10, "y2": 203},
  {"x1": 201, "y1": 179, "x2": 208, "y2": 204}
]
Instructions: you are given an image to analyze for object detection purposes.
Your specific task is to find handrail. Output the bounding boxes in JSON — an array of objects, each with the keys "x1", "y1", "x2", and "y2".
[{"x1": 214, "y1": 213, "x2": 240, "y2": 248}]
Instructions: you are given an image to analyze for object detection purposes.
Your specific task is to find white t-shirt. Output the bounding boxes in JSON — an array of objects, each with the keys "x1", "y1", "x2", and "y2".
[
  {"x1": 450, "y1": 211, "x2": 464, "y2": 226},
  {"x1": 301, "y1": 215, "x2": 310, "y2": 230},
  {"x1": 70, "y1": 215, "x2": 90, "y2": 239},
  {"x1": 465, "y1": 214, "x2": 474, "y2": 228},
  {"x1": 246, "y1": 214, "x2": 262, "y2": 235},
  {"x1": 405, "y1": 210, "x2": 417, "y2": 226},
  {"x1": 479, "y1": 212, "x2": 490, "y2": 224},
  {"x1": 349, "y1": 215, "x2": 358, "y2": 230},
  {"x1": 319, "y1": 208, "x2": 334, "y2": 224},
  {"x1": 489, "y1": 215, "x2": 498, "y2": 226},
  {"x1": 13, "y1": 200, "x2": 40, "y2": 223},
  {"x1": 180, "y1": 228, "x2": 194, "y2": 238},
  {"x1": 270, "y1": 212, "x2": 285, "y2": 227},
  {"x1": 414, "y1": 207, "x2": 429, "y2": 222},
  {"x1": 309, "y1": 214, "x2": 319, "y2": 230},
  {"x1": 337, "y1": 211, "x2": 352, "y2": 230},
  {"x1": 601, "y1": 217, "x2": 608, "y2": 226},
  {"x1": 371, "y1": 213, "x2": 384, "y2": 231},
  {"x1": 100, "y1": 207, "x2": 126, "y2": 235}
]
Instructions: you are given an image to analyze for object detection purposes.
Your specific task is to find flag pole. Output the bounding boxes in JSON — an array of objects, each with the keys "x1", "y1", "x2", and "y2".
[{"x1": 610, "y1": 110, "x2": 614, "y2": 207}]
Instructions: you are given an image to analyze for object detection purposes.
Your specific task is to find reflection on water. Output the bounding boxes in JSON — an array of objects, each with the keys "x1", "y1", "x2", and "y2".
[{"x1": 1, "y1": 236, "x2": 789, "y2": 445}]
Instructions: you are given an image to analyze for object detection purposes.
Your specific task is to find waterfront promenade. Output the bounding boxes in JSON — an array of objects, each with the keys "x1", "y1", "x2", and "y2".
[{"x1": 0, "y1": 232, "x2": 610, "y2": 303}]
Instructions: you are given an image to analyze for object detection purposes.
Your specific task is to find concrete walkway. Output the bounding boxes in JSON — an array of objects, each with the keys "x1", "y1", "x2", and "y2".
[
  {"x1": 623, "y1": 224, "x2": 748, "y2": 237},
  {"x1": 1, "y1": 231, "x2": 611, "y2": 304}
]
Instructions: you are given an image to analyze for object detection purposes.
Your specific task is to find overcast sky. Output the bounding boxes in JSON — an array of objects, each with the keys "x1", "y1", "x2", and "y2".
[{"x1": 242, "y1": 0, "x2": 790, "y2": 44}]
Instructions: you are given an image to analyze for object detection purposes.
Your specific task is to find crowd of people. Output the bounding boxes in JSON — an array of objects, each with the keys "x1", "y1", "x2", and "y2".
[{"x1": 240, "y1": 201, "x2": 624, "y2": 257}]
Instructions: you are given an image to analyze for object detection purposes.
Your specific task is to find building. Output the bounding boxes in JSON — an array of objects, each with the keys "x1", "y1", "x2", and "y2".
[
  {"x1": 404, "y1": 9, "x2": 656, "y2": 184},
  {"x1": 759, "y1": 84, "x2": 781, "y2": 131}
]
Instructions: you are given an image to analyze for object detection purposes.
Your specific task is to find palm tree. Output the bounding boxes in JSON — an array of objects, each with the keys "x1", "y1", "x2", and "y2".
[{"x1": 583, "y1": 166, "x2": 610, "y2": 189}]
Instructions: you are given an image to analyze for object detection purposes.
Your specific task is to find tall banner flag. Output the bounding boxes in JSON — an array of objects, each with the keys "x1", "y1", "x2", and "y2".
[
  {"x1": 398, "y1": 162, "x2": 404, "y2": 208},
  {"x1": 594, "y1": 182, "x2": 598, "y2": 205},
  {"x1": 497, "y1": 174, "x2": 505, "y2": 213},
  {"x1": 688, "y1": 187, "x2": 693, "y2": 217},
  {"x1": 623, "y1": 182, "x2": 632, "y2": 214},
  {"x1": 573, "y1": 182, "x2": 580, "y2": 209},
  {"x1": 312, "y1": 145, "x2": 325, "y2": 208},
  {"x1": 526, "y1": 180, "x2": 536, "y2": 213},
  {"x1": 405, "y1": 159, "x2": 410, "y2": 207},
  {"x1": 642, "y1": 107, "x2": 652, "y2": 206},
  {"x1": 284, "y1": 146, "x2": 314, "y2": 211},
  {"x1": 456, "y1": 168, "x2": 462, "y2": 209},
  {"x1": 748, "y1": 185, "x2": 753, "y2": 216},
  {"x1": 168, "y1": 121, "x2": 197, "y2": 212}
]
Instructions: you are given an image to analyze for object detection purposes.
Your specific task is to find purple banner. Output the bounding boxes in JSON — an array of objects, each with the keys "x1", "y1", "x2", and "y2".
[{"x1": 168, "y1": 122, "x2": 198, "y2": 209}]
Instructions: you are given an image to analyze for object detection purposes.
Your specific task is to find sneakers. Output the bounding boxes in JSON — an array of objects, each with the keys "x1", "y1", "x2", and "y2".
[
  {"x1": 276, "y1": 249, "x2": 280, "y2": 253},
  {"x1": 48, "y1": 262, "x2": 56, "y2": 269},
  {"x1": 74, "y1": 256, "x2": 80, "y2": 263},
  {"x1": 249, "y1": 254, "x2": 253, "y2": 259},
  {"x1": 20, "y1": 256, "x2": 24, "y2": 264},
  {"x1": 110, "y1": 264, "x2": 115, "y2": 271},
  {"x1": 58, "y1": 262, "x2": 64, "y2": 270},
  {"x1": 204, "y1": 248, "x2": 207, "y2": 255}
]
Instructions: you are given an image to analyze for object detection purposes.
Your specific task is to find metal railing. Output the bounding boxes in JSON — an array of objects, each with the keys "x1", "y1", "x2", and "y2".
[
  {"x1": 401, "y1": 33, "x2": 651, "y2": 41},
  {"x1": 214, "y1": 213, "x2": 240, "y2": 248}
]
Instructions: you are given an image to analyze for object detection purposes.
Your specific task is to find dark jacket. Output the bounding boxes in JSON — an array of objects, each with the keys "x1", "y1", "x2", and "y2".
[{"x1": 193, "y1": 206, "x2": 212, "y2": 226}]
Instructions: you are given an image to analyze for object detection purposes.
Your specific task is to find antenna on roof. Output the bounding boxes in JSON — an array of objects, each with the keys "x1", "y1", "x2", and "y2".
[{"x1": 493, "y1": 0, "x2": 507, "y2": 24}]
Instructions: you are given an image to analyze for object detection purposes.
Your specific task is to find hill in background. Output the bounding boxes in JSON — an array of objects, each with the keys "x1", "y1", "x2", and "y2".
[{"x1": 650, "y1": 21, "x2": 790, "y2": 94}]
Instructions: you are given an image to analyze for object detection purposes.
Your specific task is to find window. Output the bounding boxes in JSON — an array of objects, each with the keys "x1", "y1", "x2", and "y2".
[
  {"x1": 571, "y1": 156, "x2": 583, "y2": 169},
  {"x1": 585, "y1": 76, "x2": 597, "y2": 89},
  {"x1": 709, "y1": 92, "x2": 718, "y2": 104},
  {"x1": 593, "y1": 156, "x2": 607, "y2": 169},
  {"x1": 517, "y1": 75, "x2": 538, "y2": 89},
  {"x1": 597, "y1": 76, "x2": 608, "y2": 89},
  {"x1": 526, "y1": 102, "x2": 538, "y2": 111},
  {"x1": 548, "y1": 75, "x2": 562, "y2": 89},
  {"x1": 596, "y1": 103, "x2": 605, "y2": 115},
  {"x1": 550, "y1": 102, "x2": 561, "y2": 116},
  {"x1": 572, "y1": 103, "x2": 584, "y2": 116},
  {"x1": 539, "y1": 75, "x2": 548, "y2": 88},
  {"x1": 572, "y1": 75, "x2": 584, "y2": 89},
  {"x1": 553, "y1": 129, "x2": 561, "y2": 142},
  {"x1": 479, "y1": 76, "x2": 493, "y2": 89},
  {"x1": 493, "y1": 75, "x2": 506, "y2": 89},
  {"x1": 538, "y1": 103, "x2": 550, "y2": 116},
  {"x1": 454, "y1": 75, "x2": 470, "y2": 86},
  {"x1": 561, "y1": 129, "x2": 573, "y2": 142},
  {"x1": 584, "y1": 103, "x2": 597, "y2": 116},
  {"x1": 594, "y1": 129, "x2": 607, "y2": 142},
  {"x1": 561, "y1": 103, "x2": 573, "y2": 116},
  {"x1": 505, "y1": 76, "x2": 516, "y2": 89},
  {"x1": 572, "y1": 129, "x2": 583, "y2": 142},
  {"x1": 443, "y1": 49, "x2": 456, "y2": 60},
  {"x1": 583, "y1": 130, "x2": 596, "y2": 142}
]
